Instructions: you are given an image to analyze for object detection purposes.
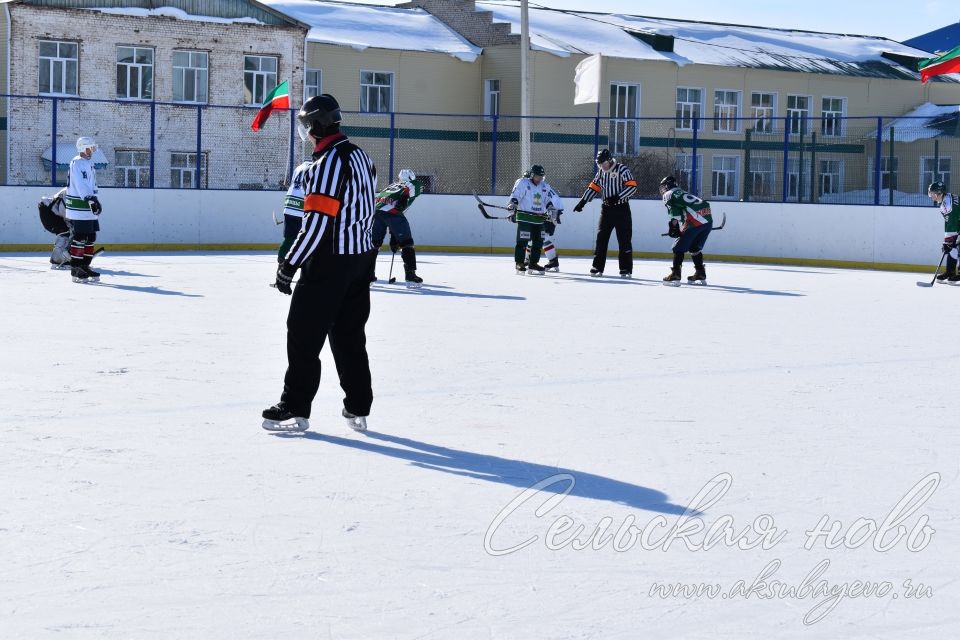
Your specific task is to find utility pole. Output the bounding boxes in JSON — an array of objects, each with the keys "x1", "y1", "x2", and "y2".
[{"x1": 520, "y1": 0, "x2": 531, "y2": 175}]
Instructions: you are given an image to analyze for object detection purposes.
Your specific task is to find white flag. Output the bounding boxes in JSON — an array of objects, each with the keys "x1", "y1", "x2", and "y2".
[{"x1": 574, "y1": 53, "x2": 602, "y2": 105}]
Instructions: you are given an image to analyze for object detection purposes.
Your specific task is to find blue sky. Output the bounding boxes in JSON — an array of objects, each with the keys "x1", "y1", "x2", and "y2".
[{"x1": 345, "y1": 0, "x2": 955, "y2": 42}]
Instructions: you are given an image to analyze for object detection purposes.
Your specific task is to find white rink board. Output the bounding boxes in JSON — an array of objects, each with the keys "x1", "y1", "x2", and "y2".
[
  {"x1": 0, "y1": 186, "x2": 945, "y2": 266},
  {"x1": 0, "y1": 252, "x2": 957, "y2": 639}
]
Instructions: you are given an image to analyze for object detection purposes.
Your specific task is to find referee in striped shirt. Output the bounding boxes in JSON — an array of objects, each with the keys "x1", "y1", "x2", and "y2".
[
  {"x1": 263, "y1": 93, "x2": 378, "y2": 432},
  {"x1": 573, "y1": 148, "x2": 639, "y2": 277}
]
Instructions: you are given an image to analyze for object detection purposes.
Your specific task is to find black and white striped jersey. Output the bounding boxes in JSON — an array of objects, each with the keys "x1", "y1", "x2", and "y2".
[
  {"x1": 285, "y1": 132, "x2": 378, "y2": 268},
  {"x1": 581, "y1": 161, "x2": 638, "y2": 206}
]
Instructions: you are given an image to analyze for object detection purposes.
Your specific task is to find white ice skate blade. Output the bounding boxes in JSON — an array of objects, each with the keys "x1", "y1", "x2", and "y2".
[
  {"x1": 662, "y1": 280, "x2": 682, "y2": 287},
  {"x1": 344, "y1": 415, "x2": 367, "y2": 432},
  {"x1": 261, "y1": 417, "x2": 310, "y2": 432},
  {"x1": 687, "y1": 280, "x2": 707, "y2": 285},
  {"x1": 51, "y1": 263, "x2": 70, "y2": 270},
  {"x1": 620, "y1": 274, "x2": 632, "y2": 279},
  {"x1": 546, "y1": 267, "x2": 560, "y2": 272},
  {"x1": 590, "y1": 272, "x2": 603, "y2": 277},
  {"x1": 527, "y1": 270, "x2": 545, "y2": 276},
  {"x1": 405, "y1": 281, "x2": 422, "y2": 289}
]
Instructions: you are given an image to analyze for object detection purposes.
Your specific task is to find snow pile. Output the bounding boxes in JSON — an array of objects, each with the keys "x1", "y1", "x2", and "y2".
[
  {"x1": 817, "y1": 188, "x2": 931, "y2": 206},
  {"x1": 874, "y1": 102, "x2": 960, "y2": 142},
  {"x1": 260, "y1": 0, "x2": 482, "y2": 62},
  {"x1": 84, "y1": 6, "x2": 265, "y2": 25}
]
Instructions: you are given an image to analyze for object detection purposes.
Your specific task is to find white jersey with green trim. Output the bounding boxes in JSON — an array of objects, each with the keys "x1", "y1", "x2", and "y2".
[
  {"x1": 282, "y1": 161, "x2": 312, "y2": 218},
  {"x1": 64, "y1": 155, "x2": 99, "y2": 221}
]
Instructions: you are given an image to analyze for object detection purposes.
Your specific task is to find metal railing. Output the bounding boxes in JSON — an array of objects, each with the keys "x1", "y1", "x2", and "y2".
[{"x1": 1, "y1": 94, "x2": 954, "y2": 206}]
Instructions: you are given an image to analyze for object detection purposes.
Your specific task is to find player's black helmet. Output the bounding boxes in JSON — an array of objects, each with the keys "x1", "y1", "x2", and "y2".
[
  {"x1": 529, "y1": 164, "x2": 545, "y2": 177},
  {"x1": 596, "y1": 148, "x2": 612, "y2": 165},
  {"x1": 659, "y1": 175, "x2": 678, "y2": 196},
  {"x1": 928, "y1": 181, "x2": 946, "y2": 196},
  {"x1": 297, "y1": 94, "x2": 342, "y2": 140}
]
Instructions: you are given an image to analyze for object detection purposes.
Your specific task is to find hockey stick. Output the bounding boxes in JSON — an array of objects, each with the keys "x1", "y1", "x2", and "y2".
[
  {"x1": 472, "y1": 191, "x2": 554, "y2": 221},
  {"x1": 917, "y1": 252, "x2": 948, "y2": 287},
  {"x1": 660, "y1": 212, "x2": 727, "y2": 237},
  {"x1": 272, "y1": 210, "x2": 283, "y2": 226},
  {"x1": 388, "y1": 250, "x2": 397, "y2": 284}
]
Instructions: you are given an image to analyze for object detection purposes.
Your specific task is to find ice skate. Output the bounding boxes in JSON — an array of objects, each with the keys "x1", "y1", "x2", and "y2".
[
  {"x1": 590, "y1": 268, "x2": 603, "y2": 277},
  {"x1": 936, "y1": 270, "x2": 952, "y2": 282},
  {"x1": 687, "y1": 272, "x2": 707, "y2": 285},
  {"x1": 662, "y1": 271, "x2": 682, "y2": 286},
  {"x1": 687, "y1": 254, "x2": 707, "y2": 284},
  {"x1": 81, "y1": 265, "x2": 100, "y2": 283},
  {"x1": 619, "y1": 271, "x2": 632, "y2": 279},
  {"x1": 71, "y1": 266, "x2": 90, "y2": 283},
  {"x1": 545, "y1": 258, "x2": 560, "y2": 272},
  {"x1": 515, "y1": 262, "x2": 527, "y2": 274},
  {"x1": 527, "y1": 263, "x2": 546, "y2": 275},
  {"x1": 404, "y1": 268, "x2": 423, "y2": 289},
  {"x1": 261, "y1": 403, "x2": 310, "y2": 432},
  {"x1": 342, "y1": 408, "x2": 367, "y2": 432}
]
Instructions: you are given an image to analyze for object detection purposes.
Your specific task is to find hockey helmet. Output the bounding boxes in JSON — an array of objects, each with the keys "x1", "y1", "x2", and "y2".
[
  {"x1": 399, "y1": 169, "x2": 416, "y2": 182},
  {"x1": 76, "y1": 136, "x2": 98, "y2": 153},
  {"x1": 659, "y1": 175, "x2": 678, "y2": 196},
  {"x1": 297, "y1": 94, "x2": 342, "y2": 141},
  {"x1": 596, "y1": 148, "x2": 613, "y2": 166},
  {"x1": 928, "y1": 181, "x2": 946, "y2": 196},
  {"x1": 529, "y1": 164, "x2": 545, "y2": 177}
]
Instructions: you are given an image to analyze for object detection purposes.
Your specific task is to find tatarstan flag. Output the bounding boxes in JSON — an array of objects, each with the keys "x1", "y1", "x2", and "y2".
[
  {"x1": 919, "y1": 47, "x2": 960, "y2": 83},
  {"x1": 251, "y1": 80, "x2": 290, "y2": 131}
]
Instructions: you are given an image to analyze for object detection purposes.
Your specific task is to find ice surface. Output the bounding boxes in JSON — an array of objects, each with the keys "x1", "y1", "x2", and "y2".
[{"x1": 1, "y1": 252, "x2": 957, "y2": 638}]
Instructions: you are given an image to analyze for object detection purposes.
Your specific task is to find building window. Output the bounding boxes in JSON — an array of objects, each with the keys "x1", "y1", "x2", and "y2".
[
  {"x1": 819, "y1": 159, "x2": 843, "y2": 196},
  {"x1": 921, "y1": 157, "x2": 951, "y2": 192},
  {"x1": 360, "y1": 71, "x2": 393, "y2": 113},
  {"x1": 117, "y1": 46, "x2": 154, "y2": 100},
  {"x1": 39, "y1": 40, "x2": 78, "y2": 96},
  {"x1": 750, "y1": 92, "x2": 776, "y2": 133},
  {"x1": 787, "y1": 95, "x2": 810, "y2": 135},
  {"x1": 115, "y1": 150, "x2": 150, "y2": 187},
  {"x1": 712, "y1": 155, "x2": 739, "y2": 199},
  {"x1": 305, "y1": 69, "x2": 321, "y2": 100},
  {"x1": 787, "y1": 158, "x2": 811, "y2": 199},
  {"x1": 484, "y1": 79, "x2": 500, "y2": 119},
  {"x1": 173, "y1": 51, "x2": 208, "y2": 103},
  {"x1": 676, "y1": 87, "x2": 702, "y2": 131},
  {"x1": 879, "y1": 157, "x2": 898, "y2": 191},
  {"x1": 170, "y1": 152, "x2": 207, "y2": 189},
  {"x1": 821, "y1": 97, "x2": 846, "y2": 137},
  {"x1": 244, "y1": 55, "x2": 278, "y2": 105},
  {"x1": 610, "y1": 82, "x2": 640, "y2": 155},
  {"x1": 748, "y1": 156, "x2": 776, "y2": 198},
  {"x1": 674, "y1": 154, "x2": 703, "y2": 195},
  {"x1": 713, "y1": 90, "x2": 741, "y2": 133}
]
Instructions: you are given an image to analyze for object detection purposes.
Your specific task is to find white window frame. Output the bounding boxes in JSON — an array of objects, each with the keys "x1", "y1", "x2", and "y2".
[
  {"x1": 114, "y1": 149, "x2": 150, "y2": 187},
  {"x1": 609, "y1": 82, "x2": 641, "y2": 156},
  {"x1": 713, "y1": 89, "x2": 741, "y2": 133},
  {"x1": 786, "y1": 94, "x2": 811, "y2": 136},
  {"x1": 920, "y1": 156, "x2": 952, "y2": 193},
  {"x1": 674, "y1": 153, "x2": 704, "y2": 195},
  {"x1": 711, "y1": 155, "x2": 739, "y2": 200},
  {"x1": 818, "y1": 159, "x2": 844, "y2": 196},
  {"x1": 170, "y1": 151, "x2": 207, "y2": 189},
  {"x1": 38, "y1": 40, "x2": 78, "y2": 96},
  {"x1": 877, "y1": 156, "x2": 898, "y2": 191},
  {"x1": 750, "y1": 91, "x2": 777, "y2": 133},
  {"x1": 483, "y1": 79, "x2": 500, "y2": 120},
  {"x1": 116, "y1": 46, "x2": 154, "y2": 100},
  {"x1": 747, "y1": 156, "x2": 777, "y2": 198},
  {"x1": 675, "y1": 87, "x2": 703, "y2": 132},
  {"x1": 244, "y1": 55, "x2": 278, "y2": 106},
  {"x1": 821, "y1": 96, "x2": 846, "y2": 137},
  {"x1": 305, "y1": 68, "x2": 322, "y2": 100},
  {"x1": 172, "y1": 50, "x2": 208, "y2": 104},
  {"x1": 786, "y1": 157, "x2": 812, "y2": 200},
  {"x1": 359, "y1": 70, "x2": 394, "y2": 113}
]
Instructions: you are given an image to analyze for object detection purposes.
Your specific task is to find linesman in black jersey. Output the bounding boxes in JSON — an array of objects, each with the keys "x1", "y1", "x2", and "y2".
[
  {"x1": 262, "y1": 94, "x2": 378, "y2": 433},
  {"x1": 573, "y1": 148, "x2": 638, "y2": 278}
]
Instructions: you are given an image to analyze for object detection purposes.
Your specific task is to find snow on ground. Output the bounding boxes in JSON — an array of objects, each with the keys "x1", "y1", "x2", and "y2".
[{"x1": 1, "y1": 252, "x2": 958, "y2": 639}]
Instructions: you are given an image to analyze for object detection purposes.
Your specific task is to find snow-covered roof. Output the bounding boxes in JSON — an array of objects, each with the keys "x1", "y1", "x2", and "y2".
[
  {"x1": 260, "y1": 0, "x2": 482, "y2": 63},
  {"x1": 41, "y1": 144, "x2": 109, "y2": 169},
  {"x1": 875, "y1": 102, "x2": 960, "y2": 142},
  {"x1": 84, "y1": 6, "x2": 265, "y2": 25},
  {"x1": 476, "y1": 2, "x2": 948, "y2": 80}
]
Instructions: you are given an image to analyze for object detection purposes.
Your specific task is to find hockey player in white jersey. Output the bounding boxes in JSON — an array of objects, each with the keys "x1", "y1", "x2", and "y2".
[
  {"x1": 521, "y1": 171, "x2": 564, "y2": 271},
  {"x1": 277, "y1": 159, "x2": 312, "y2": 262},
  {"x1": 64, "y1": 137, "x2": 102, "y2": 283},
  {"x1": 508, "y1": 164, "x2": 562, "y2": 274}
]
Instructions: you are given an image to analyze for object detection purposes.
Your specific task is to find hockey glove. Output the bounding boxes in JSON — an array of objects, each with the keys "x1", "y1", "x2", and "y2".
[
  {"x1": 507, "y1": 213, "x2": 517, "y2": 223},
  {"x1": 573, "y1": 199, "x2": 586, "y2": 213},
  {"x1": 944, "y1": 242, "x2": 956, "y2": 254},
  {"x1": 554, "y1": 209, "x2": 563, "y2": 224},
  {"x1": 274, "y1": 263, "x2": 296, "y2": 295},
  {"x1": 86, "y1": 196, "x2": 102, "y2": 215},
  {"x1": 506, "y1": 199, "x2": 518, "y2": 212},
  {"x1": 668, "y1": 219, "x2": 681, "y2": 238}
]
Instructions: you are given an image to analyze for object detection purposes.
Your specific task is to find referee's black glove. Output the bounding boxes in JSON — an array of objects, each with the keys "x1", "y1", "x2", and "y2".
[{"x1": 275, "y1": 262, "x2": 296, "y2": 295}]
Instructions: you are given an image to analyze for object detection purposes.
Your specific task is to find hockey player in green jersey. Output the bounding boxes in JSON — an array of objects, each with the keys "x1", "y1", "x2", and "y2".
[
  {"x1": 373, "y1": 168, "x2": 424, "y2": 286},
  {"x1": 508, "y1": 164, "x2": 561, "y2": 275},
  {"x1": 659, "y1": 175, "x2": 713, "y2": 284},
  {"x1": 928, "y1": 181, "x2": 960, "y2": 282}
]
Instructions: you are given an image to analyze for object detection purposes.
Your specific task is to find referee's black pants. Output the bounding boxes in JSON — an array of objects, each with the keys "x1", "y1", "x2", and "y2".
[
  {"x1": 592, "y1": 202, "x2": 633, "y2": 274},
  {"x1": 281, "y1": 249, "x2": 377, "y2": 419}
]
